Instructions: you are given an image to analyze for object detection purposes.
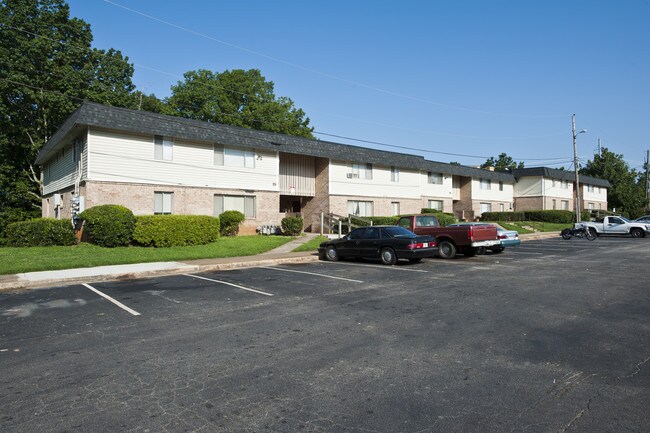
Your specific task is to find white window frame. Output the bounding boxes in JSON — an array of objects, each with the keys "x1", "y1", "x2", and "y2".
[
  {"x1": 154, "y1": 135, "x2": 173, "y2": 161},
  {"x1": 480, "y1": 202, "x2": 492, "y2": 213},
  {"x1": 391, "y1": 201, "x2": 400, "y2": 216},
  {"x1": 154, "y1": 192, "x2": 173, "y2": 214},
  {"x1": 561, "y1": 200, "x2": 569, "y2": 210},
  {"x1": 480, "y1": 178, "x2": 491, "y2": 190},
  {"x1": 349, "y1": 163, "x2": 372, "y2": 180},
  {"x1": 427, "y1": 172, "x2": 443, "y2": 185},
  {"x1": 587, "y1": 184, "x2": 594, "y2": 193},
  {"x1": 428, "y1": 199, "x2": 443, "y2": 211},
  {"x1": 347, "y1": 200, "x2": 374, "y2": 217},
  {"x1": 214, "y1": 195, "x2": 256, "y2": 218},
  {"x1": 391, "y1": 166, "x2": 399, "y2": 182}
]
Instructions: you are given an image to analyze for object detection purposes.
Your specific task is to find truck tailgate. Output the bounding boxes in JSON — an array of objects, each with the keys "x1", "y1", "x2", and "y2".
[{"x1": 469, "y1": 224, "x2": 498, "y2": 241}]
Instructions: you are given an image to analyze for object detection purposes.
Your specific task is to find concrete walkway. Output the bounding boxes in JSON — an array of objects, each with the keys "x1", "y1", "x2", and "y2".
[{"x1": 0, "y1": 231, "x2": 559, "y2": 292}]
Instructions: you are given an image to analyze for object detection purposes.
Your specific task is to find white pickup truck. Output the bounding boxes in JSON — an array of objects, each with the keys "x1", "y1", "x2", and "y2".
[{"x1": 580, "y1": 216, "x2": 650, "y2": 238}]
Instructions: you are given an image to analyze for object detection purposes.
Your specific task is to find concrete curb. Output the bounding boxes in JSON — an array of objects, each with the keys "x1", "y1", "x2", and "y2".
[
  {"x1": 0, "y1": 253, "x2": 320, "y2": 293},
  {"x1": 0, "y1": 233, "x2": 558, "y2": 293}
]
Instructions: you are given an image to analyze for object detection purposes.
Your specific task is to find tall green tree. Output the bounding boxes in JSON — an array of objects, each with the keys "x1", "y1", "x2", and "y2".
[
  {"x1": 481, "y1": 152, "x2": 524, "y2": 171},
  {"x1": 581, "y1": 148, "x2": 647, "y2": 217},
  {"x1": 166, "y1": 69, "x2": 314, "y2": 138},
  {"x1": 0, "y1": 0, "x2": 138, "y2": 235}
]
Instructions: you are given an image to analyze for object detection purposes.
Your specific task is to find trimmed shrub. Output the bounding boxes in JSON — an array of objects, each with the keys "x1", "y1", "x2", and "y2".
[
  {"x1": 133, "y1": 215, "x2": 220, "y2": 247},
  {"x1": 78, "y1": 205, "x2": 135, "y2": 247},
  {"x1": 349, "y1": 216, "x2": 399, "y2": 227},
  {"x1": 420, "y1": 209, "x2": 457, "y2": 226},
  {"x1": 481, "y1": 211, "x2": 526, "y2": 222},
  {"x1": 219, "y1": 210, "x2": 246, "y2": 236},
  {"x1": 4, "y1": 218, "x2": 76, "y2": 247},
  {"x1": 281, "y1": 216, "x2": 303, "y2": 236},
  {"x1": 524, "y1": 210, "x2": 575, "y2": 224}
]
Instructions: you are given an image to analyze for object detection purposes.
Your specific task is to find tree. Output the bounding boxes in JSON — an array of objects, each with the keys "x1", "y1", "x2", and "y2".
[
  {"x1": 581, "y1": 148, "x2": 648, "y2": 218},
  {"x1": 0, "y1": 0, "x2": 138, "y2": 232},
  {"x1": 481, "y1": 153, "x2": 524, "y2": 171},
  {"x1": 166, "y1": 69, "x2": 314, "y2": 138}
]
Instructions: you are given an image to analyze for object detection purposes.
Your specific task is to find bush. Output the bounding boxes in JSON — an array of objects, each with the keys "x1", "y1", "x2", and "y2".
[
  {"x1": 79, "y1": 205, "x2": 135, "y2": 247},
  {"x1": 219, "y1": 210, "x2": 246, "y2": 236},
  {"x1": 133, "y1": 215, "x2": 220, "y2": 247},
  {"x1": 420, "y1": 209, "x2": 457, "y2": 226},
  {"x1": 481, "y1": 211, "x2": 526, "y2": 222},
  {"x1": 4, "y1": 218, "x2": 76, "y2": 247},
  {"x1": 281, "y1": 216, "x2": 303, "y2": 236}
]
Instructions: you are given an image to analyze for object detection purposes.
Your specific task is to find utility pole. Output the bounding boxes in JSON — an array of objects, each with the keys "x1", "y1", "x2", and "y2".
[
  {"x1": 572, "y1": 114, "x2": 587, "y2": 224},
  {"x1": 645, "y1": 150, "x2": 650, "y2": 209}
]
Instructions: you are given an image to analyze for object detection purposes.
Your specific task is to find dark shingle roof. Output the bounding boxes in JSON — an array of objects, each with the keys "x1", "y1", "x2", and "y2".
[
  {"x1": 36, "y1": 102, "x2": 511, "y2": 182},
  {"x1": 511, "y1": 167, "x2": 610, "y2": 188}
]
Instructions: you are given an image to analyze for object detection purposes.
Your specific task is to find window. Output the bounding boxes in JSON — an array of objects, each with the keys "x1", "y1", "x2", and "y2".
[
  {"x1": 428, "y1": 199, "x2": 443, "y2": 211},
  {"x1": 500, "y1": 203, "x2": 505, "y2": 212},
  {"x1": 552, "y1": 179, "x2": 556, "y2": 187},
  {"x1": 73, "y1": 139, "x2": 83, "y2": 164},
  {"x1": 391, "y1": 166, "x2": 399, "y2": 182},
  {"x1": 214, "y1": 195, "x2": 256, "y2": 218},
  {"x1": 499, "y1": 181, "x2": 504, "y2": 191},
  {"x1": 480, "y1": 178, "x2": 491, "y2": 190},
  {"x1": 154, "y1": 192, "x2": 173, "y2": 214},
  {"x1": 214, "y1": 145, "x2": 255, "y2": 168},
  {"x1": 391, "y1": 202, "x2": 400, "y2": 216},
  {"x1": 428, "y1": 172, "x2": 443, "y2": 185},
  {"x1": 480, "y1": 202, "x2": 492, "y2": 213},
  {"x1": 587, "y1": 184, "x2": 594, "y2": 192},
  {"x1": 562, "y1": 180, "x2": 569, "y2": 190},
  {"x1": 552, "y1": 199, "x2": 557, "y2": 210},
  {"x1": 561, "y1": 200, "x2": 569, "y2": 210},
  {"x1": 588, "y1": 202, "x2": 594, "y2": 210},
  {"x1": 348, "y1": 163, "x2": 372, "y2": 180},
  {"x1": 154, "y1": 135, "x2": 173, "y2": 161},
  {"x1": 347, "y1": 200, "x2": 373, "y2": 216}
]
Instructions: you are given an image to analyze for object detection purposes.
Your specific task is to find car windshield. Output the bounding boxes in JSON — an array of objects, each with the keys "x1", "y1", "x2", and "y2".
[{"x1": 381, "y1": 226, "x2": 416, "y2": 238}]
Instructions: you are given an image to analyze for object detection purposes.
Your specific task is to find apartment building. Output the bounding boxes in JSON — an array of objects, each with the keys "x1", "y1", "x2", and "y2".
[{"x1": 35, "y1": 103, "x2": 606, "y2": 233}]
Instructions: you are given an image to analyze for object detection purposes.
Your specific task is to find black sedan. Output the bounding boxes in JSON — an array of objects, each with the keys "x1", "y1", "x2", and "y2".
[{"x1": 318, "y1": 225, "x2": 438, "y2": 265}]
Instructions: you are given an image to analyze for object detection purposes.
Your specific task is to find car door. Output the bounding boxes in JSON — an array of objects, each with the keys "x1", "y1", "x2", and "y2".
[
  {"x1": 338, "y1": 228, "x2": 365, "y2": 257},
  {"x1": 358, "y1": 227, "x2": 381, "y2": 258},
  {"x1": 605, "y1": 217, "x2": 628, "y2": 234}
]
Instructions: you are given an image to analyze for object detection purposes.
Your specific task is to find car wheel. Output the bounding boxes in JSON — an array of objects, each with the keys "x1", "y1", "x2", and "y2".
[
  {"x1": 380, "y1": 247, "x2": 397, "y2": 265},
  {"x1": 325, "y1": 245, "x2": 340, "y2": 261},
  {"x1": 409, "y1": 258, "x2": 422, "y2": 263},
  {"x1": 630, "y1": 228, "x2": 644, "y2": 238},
  {"x1": 491, "y1": 246, "x2": 505, "y2": 254},
  {"x1": 437, "y1": 240, "x2": 457, "y2": 259}
]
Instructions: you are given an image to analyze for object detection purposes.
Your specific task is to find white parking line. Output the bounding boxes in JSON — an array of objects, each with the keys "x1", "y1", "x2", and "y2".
[
  {"x1": 82, "y1": 283, "x2": 141, "y2": 316},
  {"x1": 320, "y1": 261, "x2": 429, "y2": 273},
  {"x1": 183, "y1": 274, "x2": 274, "y2": 297},
  {"x1": 260, "y1": 266, "x2": 364, "y2": 282}
]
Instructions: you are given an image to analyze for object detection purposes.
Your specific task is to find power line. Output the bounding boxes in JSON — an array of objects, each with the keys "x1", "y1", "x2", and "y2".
[{"x1": 102, "y1": 0, "x2": 565, "y2": 119}]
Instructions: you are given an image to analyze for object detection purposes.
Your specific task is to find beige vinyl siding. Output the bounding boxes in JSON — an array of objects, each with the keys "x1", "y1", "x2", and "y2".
[
  {"x1": 542, "y1": 178, "x2": 573, "y2": 199},
  {"x1": 472, "y1": 178, "x2": 513, "y2": 201},
  {"x1": 279, "y1": 153, "x2": 315, "y2": 196},
  {"x1": 420, "y1": 170, "x2": 453, "y2": 198},
  {"x1": 87, "y1": 128, "x2": 278, "y2": 191},
  {"x1": 43, "y1": 145, "x2": 78, "y2": 196},
  {"x1": 329, "y1": 160, "x2": 421, "y2": 198},
  {"x1": 513, "y1": 177, "x2": 542, "y2": 197}
]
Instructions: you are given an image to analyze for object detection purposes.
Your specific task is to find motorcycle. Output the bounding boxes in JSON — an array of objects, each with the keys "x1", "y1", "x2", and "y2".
[{"x1": 561, "y1": 223, "x2": 596, "y2": 241}]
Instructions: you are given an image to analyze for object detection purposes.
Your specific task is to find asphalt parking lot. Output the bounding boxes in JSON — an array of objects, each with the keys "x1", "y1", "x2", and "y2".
[{"x1": 1, "y1": 237, "x2": 649, "y2": 433}]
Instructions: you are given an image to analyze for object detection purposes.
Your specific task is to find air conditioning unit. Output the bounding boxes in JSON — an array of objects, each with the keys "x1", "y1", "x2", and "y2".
[
  {"x1": 53, "y1": 193, "x2": 62, "y2": 206},
  {"x1": 346, "y1": 173, "x2": 359, "y2": 179}
]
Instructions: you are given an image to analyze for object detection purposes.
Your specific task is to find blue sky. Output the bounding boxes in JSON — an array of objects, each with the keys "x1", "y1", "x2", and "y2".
[{"x1": 66, "y1": 0, "x2": 649, "y2": 171}]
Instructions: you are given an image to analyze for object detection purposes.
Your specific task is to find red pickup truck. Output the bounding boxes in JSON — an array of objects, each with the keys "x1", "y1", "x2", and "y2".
[{"x1": 397, "y1": 214, "x2": 500, "y2": 259}]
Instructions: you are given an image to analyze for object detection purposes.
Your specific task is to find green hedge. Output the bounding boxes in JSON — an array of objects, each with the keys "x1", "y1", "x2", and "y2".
[
  {"x1": 419, "y1": 209, "x2": 457, "y2": 226},
  {"x1": 133, "y1": 215, "x2": 220, "y2": 247},
  {"x1": 4, "y1": 218, "x2": 76, "y2": 247},
  {"x1": 281, "y1": 216, "x2": 303, "y2": 236},
  {"x1": 79, "y1": 205, "x2": 136, "y2": 247},
  {"x1": 481, "y1": 210, "x2": 590, "y2": 224},
  {"x1": 219, "y1": 210, "x2": 245, "y2": 236}
]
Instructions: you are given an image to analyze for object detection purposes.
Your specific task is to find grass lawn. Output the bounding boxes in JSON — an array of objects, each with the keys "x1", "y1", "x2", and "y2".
[
  {"x1": 0, "y1": 236, "x2": 293, "y2": 275},
  {"x1": 489, "y1": 221, "x2": 568, "y2": 234},
  {"x1": 292, "y1": 235, "x2": 328, "y2": 252}
]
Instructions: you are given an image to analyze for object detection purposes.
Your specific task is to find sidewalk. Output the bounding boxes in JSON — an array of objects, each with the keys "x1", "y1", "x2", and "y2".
[{"x1": 0, "y1": 231, "x2": 558, "y2": 292}]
